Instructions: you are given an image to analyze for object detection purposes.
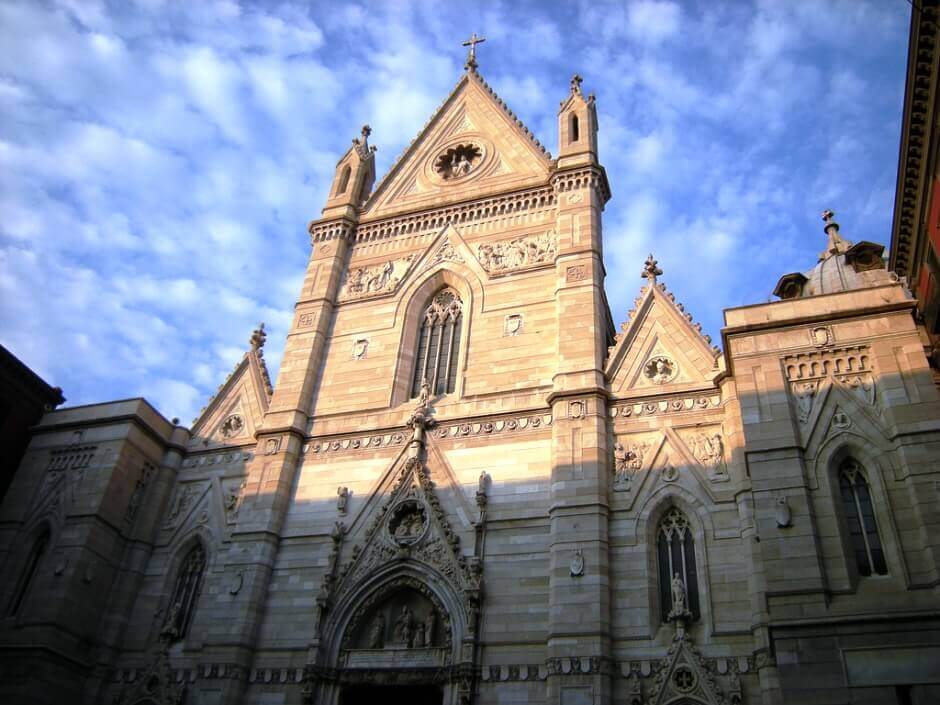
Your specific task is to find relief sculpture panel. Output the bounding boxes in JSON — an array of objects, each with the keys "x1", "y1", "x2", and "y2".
[
  {"x1": 339, "y1": 255, "x2": 415, "y2": 301},
  {"x1": 477, "y1": 231, "x2": 556, "y2": 274}
]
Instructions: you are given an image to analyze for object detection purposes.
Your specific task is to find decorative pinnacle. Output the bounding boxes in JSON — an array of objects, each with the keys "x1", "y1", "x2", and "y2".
[
  {"x1": 361, "y1": 124, "x2": 372, "y2": 140},
  {"x1": 641, "y1": 254, "x2": 663, "y2": 283},
  {"x1": 250, "y1": 323, "x2": 266, "y2": 352},
  {"x1": 571, "y1": 74, "x2": 583, "y2": 95},
  {"x1": 820, "y1": 208, "x2": 850, "y2": 259},
  {"x1": 353, "y1": 124, "x2": 377, "y2": 156},
  {"x1": 462, "y1": 32, "x2": 485, "y2": 71}
]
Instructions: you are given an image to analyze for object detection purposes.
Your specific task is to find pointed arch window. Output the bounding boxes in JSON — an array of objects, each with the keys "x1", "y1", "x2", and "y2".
[
  {"x1": 8, "y1": 528, "x2": 49, "y2": 616},
  {"x1": 162, "y1": 543, "x2": 206, "y2": 641},
  {"x1": 657, "y1": 508, "x2": 700, "y2": 621},
  {"x1": 838, "y1": 459, "x2": 887, "y2": 576},
  {"x1": 337, "y1": 165, "x2": 351, "y2": 195},
  {"x1": 410, "y1": 288, "x2": 463, "y2": 397}
]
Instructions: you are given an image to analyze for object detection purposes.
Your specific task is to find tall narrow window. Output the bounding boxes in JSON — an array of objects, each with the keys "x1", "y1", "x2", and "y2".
[
  {"x1": 162, "y1": 543, "x2": 206, "y2": 641},
  {"x1": 337, "y1": 165, "x2": 351, "y2": 195},
  {"x1": 8, "y1": 528, "x2": 49, "y2": 616},
  {"x1": 657, "y1": 508, "x2": 700, "y2": 621},
  {"x1": 410, "y1": 288, "x2": 463, "y2": 397},
  {"x1": 570, "y1": 114, "x2": 580, "y2": 143},
  {"x1": 839, "y1": 459, "x2": 887, "y2": 576}
]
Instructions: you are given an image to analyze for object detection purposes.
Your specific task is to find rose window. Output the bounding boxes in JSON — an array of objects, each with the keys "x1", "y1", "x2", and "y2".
[{"x1": 434, "y1": 143, "x2": 482, "y2": 180}]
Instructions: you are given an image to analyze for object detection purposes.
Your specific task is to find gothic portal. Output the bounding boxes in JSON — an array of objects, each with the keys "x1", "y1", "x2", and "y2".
[{"x1": 1, "y1": 41, "x2": 939, "y2": 705}]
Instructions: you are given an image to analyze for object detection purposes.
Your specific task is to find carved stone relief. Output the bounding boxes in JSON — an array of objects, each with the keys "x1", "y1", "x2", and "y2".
[
  {"x1": 352, "y1": 338, "x2": 368, "y2": 360},
  {"x1": 225, "y1": 479, "x2": 246, "y2": 523},
  {"x1": 504, "y1": 313, "x2": 524, "y2": 336},
  {"x1": 163, "y1": 485, "x2": 200, "y2": 528},
  {"x1": 339, "y1": 256, "x2": 414, "y2": 301},
  {"x1": 125, "y1": 463, "x2": 155, "y2": 524},
  {"x1": 566, "y1": 264, "x2": 586, "y2": 282},
  {"x1": 784, "y1": 345, "x2": 874, "y2": 424},
  {"x1": 434, "y1": 143, "x2": 482, "y2": 180},
  {"x1": 477, "y1": 231, "x2": 556, "y2": 274},
  {"x1": 678, "y1": 427, "x2": 728, "y2": 481},
  {"x1": 428, "y1": 241, "x2": 464, "y2": 268},
  {"x1": 612, "y1": 439, "x2": 650, "y2": 492}
]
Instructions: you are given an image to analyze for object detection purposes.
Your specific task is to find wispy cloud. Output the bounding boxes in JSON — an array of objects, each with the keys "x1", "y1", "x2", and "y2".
[{"x1": 0, "y1": 0, "x2": 910, "y2": 421}]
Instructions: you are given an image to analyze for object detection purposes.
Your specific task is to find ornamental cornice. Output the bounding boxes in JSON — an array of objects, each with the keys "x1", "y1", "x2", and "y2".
[
  {"x1": 551, "y1": 165, "x2": 612, "y2": 204},
  {"x1": 308, "y1": 218, "x2": 356, "y2": 245},
  {"x1": 353, "y1": 186, "x2": 557, "y2": 244},
  {"x1": 891, "y1": 2, "x2": 938, "y2": 279}
]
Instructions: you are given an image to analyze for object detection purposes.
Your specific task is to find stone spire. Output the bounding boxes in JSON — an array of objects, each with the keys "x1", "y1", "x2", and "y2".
[
  {"x1": 641, "y1": 254, "x2": 663, "y2": 284},
  {"x1": 819, "y1": 209, "x2": 851, "y2": 260},
  {"x1": 462, "y1": 32, "x2": 485, "y2": 71}
]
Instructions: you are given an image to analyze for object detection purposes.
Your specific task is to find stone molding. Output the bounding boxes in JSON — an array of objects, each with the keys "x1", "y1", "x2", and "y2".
[
  {"x1": 609, "y1": 394, "x2": 721, "y2": 418},
  {"x1": 305, "y1": 411, "x2": 553, "y2": 457}
]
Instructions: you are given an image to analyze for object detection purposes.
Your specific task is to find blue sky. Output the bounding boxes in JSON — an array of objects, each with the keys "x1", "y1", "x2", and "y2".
[{"x1": 0, "y1": 0, "x2": 911, "y2": 423}]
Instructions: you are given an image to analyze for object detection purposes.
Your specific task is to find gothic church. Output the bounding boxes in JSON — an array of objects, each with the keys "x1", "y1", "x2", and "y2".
[{"x1": 1, "y1": 43, "x2": 939, "y2": 705}]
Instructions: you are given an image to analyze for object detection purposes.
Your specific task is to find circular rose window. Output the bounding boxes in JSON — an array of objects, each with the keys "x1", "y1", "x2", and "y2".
[{"x1": 434, "y1": 143, "x2": 482, "y2": 180}]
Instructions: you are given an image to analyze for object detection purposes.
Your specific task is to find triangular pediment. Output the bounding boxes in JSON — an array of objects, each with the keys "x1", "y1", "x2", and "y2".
[
  {"x1": 607, "y1": 283, "x2": 720, "y2": 397},
  {"x1": 362, "y1": 71, "x2": 553, "y2": 219},
  {"x1": 648, "y1": 631, "x2": 726, "y2": 705},
  {"x1": 189, "y1": 350, "x2": 271, "y2": 449}
]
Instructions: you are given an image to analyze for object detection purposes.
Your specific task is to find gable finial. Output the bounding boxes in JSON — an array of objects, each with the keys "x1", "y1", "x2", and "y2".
[
  {"x1": 571, "y1": 73, "x2": 583, "y2": 95},
  {"x1": 641, "y1": 254, "x2": 663, "y2": 284},
  {"x1": 462, "y1": 32, "x2": 486, "y2": 71},
  {"x1": 250, "y1": 323, "x2": 266, "y2": 353},
  {"x1": 353, "y1": 124, "x2": 377, "y2": 157}
]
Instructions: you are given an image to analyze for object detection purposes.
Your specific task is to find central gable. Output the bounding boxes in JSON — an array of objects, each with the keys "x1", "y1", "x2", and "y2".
[{"x1": 362, "y1": 72, "x2": 553, "y2": 219}]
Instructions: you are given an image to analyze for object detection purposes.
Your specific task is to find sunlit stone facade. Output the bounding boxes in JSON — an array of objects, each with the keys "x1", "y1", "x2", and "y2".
[{"x1": 1, "y1": 57, "x2": 939, "y2": 705}]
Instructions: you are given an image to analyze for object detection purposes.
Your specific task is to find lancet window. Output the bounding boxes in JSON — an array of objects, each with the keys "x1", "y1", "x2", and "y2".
[
  {"x1": 162, "y1": 543, "x2": 206, "y2": 641},
  {"x1": 410, "y1": 288, "x2": 463, "y2": 397},
  {"x1": 8, "y1": 527, "x2": 49, "y2": 616},
  {"x1": 657, "y1": 508, "x2": 700, "y2": 621},
  {"x1": 838, "y1": 459, "x2": 887, "y2": 576}
]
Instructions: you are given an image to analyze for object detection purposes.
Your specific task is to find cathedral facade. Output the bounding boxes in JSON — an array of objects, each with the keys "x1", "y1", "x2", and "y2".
[{"x1": 1, "y1": 52, "x2": 939, "y2": 705}]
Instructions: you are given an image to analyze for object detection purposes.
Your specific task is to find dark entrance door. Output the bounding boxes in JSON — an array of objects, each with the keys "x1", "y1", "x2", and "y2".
[{"x1": 339, "y1": 684, "x2": 443, "y2": 705}]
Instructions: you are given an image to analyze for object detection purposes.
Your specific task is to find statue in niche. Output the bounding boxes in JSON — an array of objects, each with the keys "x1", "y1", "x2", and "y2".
[
  {"x1": 160, "y1": 601, "x2": 182, "y2": 642},
  {"x1": 613, "y1": 442, "x2": 646, "y2": 490},
  {"x1": 368, "y1": 612, "x2": 385, "y2": 649},
  {"x1": 670, "y1": 572, "x2": 689, "y2": 618},
  {"x1": 794, "y1": 381, "x2": 817, "y2": 423},
  {"x1": 394, "y1": 605, "x2": 415, "y2": 647},
  {"x1": 423, "y1": 610, "x2": 437, "y2": 647},
  {"x1": 336, "y1": 486, "x2": 349, "y2": 515}
]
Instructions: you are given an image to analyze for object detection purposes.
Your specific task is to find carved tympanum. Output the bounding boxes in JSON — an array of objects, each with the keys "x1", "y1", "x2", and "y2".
[{"x1": 387, "y1": 499, "x2": 428, "y2": 546}]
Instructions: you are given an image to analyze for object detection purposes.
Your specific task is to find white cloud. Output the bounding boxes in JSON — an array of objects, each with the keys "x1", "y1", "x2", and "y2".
[{"x1": 627, "y1": 1, "x2": 681, "y2": 44}]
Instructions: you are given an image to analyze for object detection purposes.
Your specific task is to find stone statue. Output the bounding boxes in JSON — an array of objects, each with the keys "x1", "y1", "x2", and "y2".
[
  {"x1": 394, "y1": 605, "x2": 414, "y2": 646},
  {"x1": 336, "y1": 486, "x2": 349, "y2": 515},
  {"x1": 160, "y1": 601, "x2": 182, "y2": 641},
  {"x1": 478, "y1": 471, "x2": 489, "y2": 495},
  {"x1": 417, "y1": 378, "x2": 431, "y2": 408},
  {"x1": 423, "y1": 610, "x2": 437, "y2": 647},
  {"x1": 368, "y1": 612, "x2": 385, "y2": 649},
  {"x1": 671, "y1": 572, "x2": 688, "y2": 616}
]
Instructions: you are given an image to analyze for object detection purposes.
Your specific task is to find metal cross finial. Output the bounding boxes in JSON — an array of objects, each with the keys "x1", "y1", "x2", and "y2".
[
  {"x1": 361, "y1": 124, "x2": 372, "y2": 139},
  {"x1": 571, "y1": 74, "x2": 583, "y2": 94},
  {"x1": 822, "y1": 209, "x2": 836, "y2": 226},
  {"x1": 250, "y1": 322, "x2": 266, "y2": 352},
  {"x1": 462, "y1": 32, "x2": 486, "y2": 70},
  {"x1": 642, "y1": 254, "x2": 663, "y2": 283}
]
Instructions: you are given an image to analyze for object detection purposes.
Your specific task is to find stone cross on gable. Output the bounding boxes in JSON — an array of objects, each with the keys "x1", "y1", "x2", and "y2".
[
  {"x1": 250, "y1": 323, "x2": 266, "y2": 352},
  {"x1": 462, "y1": 32, "x2": 485, "y2": 70},
  {"x1": 571, "y1": 74, "x2": 583, "y2": 94},
  {"x1": 641, "y1": 254, "x2": 663, "y2": 284}
]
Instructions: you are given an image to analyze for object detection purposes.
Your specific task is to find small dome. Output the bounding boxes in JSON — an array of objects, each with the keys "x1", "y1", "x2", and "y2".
[{"x1": 773, "y1": 211, "x2": 893, "y2": 300}]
